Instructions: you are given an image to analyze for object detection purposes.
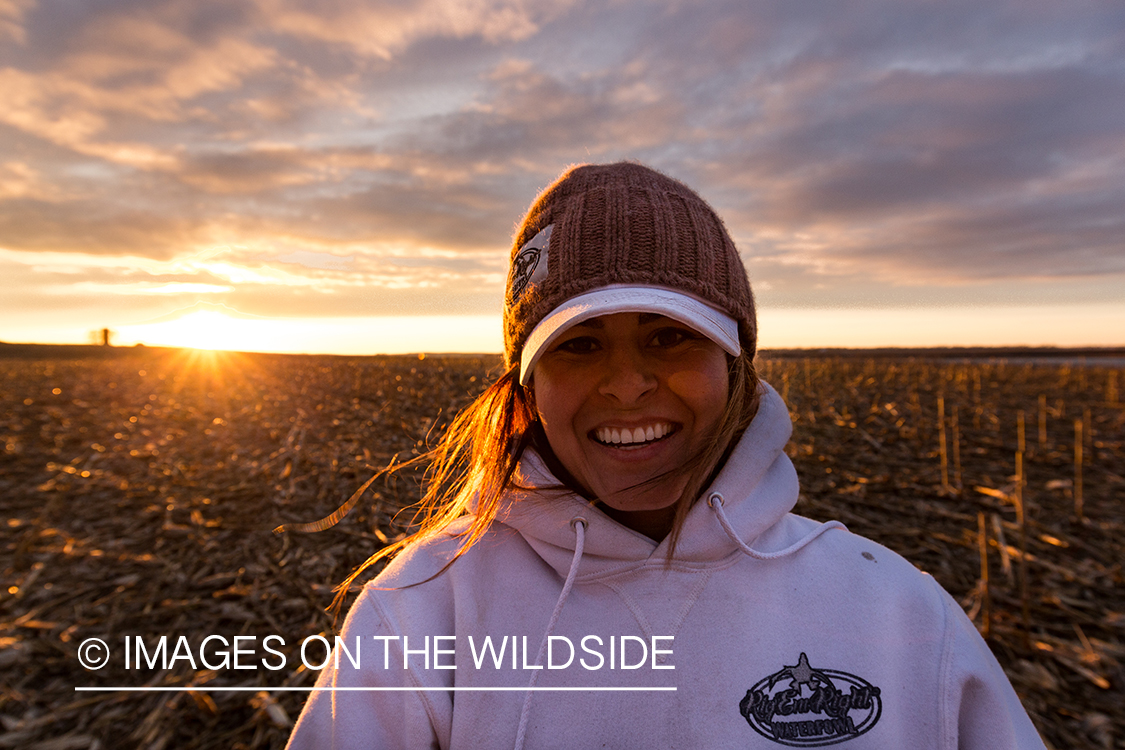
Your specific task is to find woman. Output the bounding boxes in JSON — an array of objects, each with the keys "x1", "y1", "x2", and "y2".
[{"x1": 286, "y1": 163, "x2": 1044, "y2": 749}]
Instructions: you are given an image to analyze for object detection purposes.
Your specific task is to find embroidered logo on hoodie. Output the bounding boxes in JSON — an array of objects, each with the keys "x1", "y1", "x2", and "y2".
[{"x1": 738, "y1": 653, "x2": 882, "y2": 746}]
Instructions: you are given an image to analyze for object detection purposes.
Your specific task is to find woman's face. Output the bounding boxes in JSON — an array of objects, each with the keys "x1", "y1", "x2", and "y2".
[{"x1": 531, "y1": 312, "x2": 730, "y2": 533}]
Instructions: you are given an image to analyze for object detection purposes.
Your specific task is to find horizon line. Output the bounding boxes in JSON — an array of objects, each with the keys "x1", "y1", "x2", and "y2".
[{"x1": 5, "y1": 341, "x2": 1125, "y2": 357}]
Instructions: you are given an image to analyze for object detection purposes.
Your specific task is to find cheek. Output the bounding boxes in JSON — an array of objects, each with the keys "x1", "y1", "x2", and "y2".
[
  {"x1": 531, "y1": 374, "x2": 581, "y2": 438},
  {"x1": 667, "y1": 364, "x2": 729, "y2": 419}
]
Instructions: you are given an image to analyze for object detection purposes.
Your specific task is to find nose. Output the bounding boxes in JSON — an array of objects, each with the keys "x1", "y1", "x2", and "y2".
[{"x1": 597, "y1": 345, "x2": 656, "y2": 404}]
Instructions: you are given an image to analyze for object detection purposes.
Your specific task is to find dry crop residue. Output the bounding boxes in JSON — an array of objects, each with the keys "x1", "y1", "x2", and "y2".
[{"x1": 1, "y1": 348, "x2": 1122, "y2": 749}]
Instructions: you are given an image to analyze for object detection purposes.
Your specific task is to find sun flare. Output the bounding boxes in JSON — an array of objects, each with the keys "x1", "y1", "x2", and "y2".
[
  {"x1": 124, "y1": 310, "x2": 257, "y2": 352},
  {"x1": 115, "y1": 310, "x2": 504, "y2": 355}
]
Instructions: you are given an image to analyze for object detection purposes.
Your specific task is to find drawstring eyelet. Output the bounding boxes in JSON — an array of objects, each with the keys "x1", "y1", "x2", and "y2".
[
  {"x1": 710, "y1": 489, "x2": 847, "y2": 561},
  {"x1": 570, "y1": 516, "x2": 588, "y2": 531}
]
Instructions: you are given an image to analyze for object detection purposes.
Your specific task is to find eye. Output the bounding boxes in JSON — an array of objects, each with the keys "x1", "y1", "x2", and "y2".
[
  {"x1": 552, "y1": 335, "x2": 601, "y2": 355},
  {"x1": 649, "y1": 326, "x2": 696, "y2": 349}
]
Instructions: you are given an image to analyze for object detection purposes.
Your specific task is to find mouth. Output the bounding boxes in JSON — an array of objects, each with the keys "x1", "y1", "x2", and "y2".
[{"x1": 591, "y1": 422, "x2": 676, "y2": 448}]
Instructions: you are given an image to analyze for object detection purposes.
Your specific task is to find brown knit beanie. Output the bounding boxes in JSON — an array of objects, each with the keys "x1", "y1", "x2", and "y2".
[{"x1": 504, "y1": 162, "x2": 756, "y2": 379}]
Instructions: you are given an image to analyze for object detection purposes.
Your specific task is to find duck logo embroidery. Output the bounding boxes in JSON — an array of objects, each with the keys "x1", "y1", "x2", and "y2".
[
  {"x1": 739, "y1": 653, "x2": 882, "y2": 746},
  {"x1": 508, "y1": 224, "x2": 551, "y2": 303}
]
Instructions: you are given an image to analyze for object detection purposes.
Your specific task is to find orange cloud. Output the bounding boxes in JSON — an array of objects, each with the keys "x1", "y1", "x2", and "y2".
[
  {"x1": 254, "y1": 0, "x2": 565, "y2": 59},
  {"x1": 0, "y1": 0, "x2": 32, "y2": 43}
]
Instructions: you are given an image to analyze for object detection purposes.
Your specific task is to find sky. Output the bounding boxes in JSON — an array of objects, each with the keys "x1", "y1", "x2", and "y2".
[{"x1": 1, "y1": 0, "x2": 1123, "y2": 354}]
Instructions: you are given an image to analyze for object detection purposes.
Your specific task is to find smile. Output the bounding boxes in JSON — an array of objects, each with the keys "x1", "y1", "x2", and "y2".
[{"x1": 592, "y1": 422, "x2": 674, "y2": 447}]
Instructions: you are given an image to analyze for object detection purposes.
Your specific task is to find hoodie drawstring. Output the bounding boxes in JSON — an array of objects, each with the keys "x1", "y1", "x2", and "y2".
[
  {"x1": 514, "y1": 516, "x2": 587, "y2": 750},
  {"x1": 709, "y1": 492, "x2": 845, "y2": 560}
]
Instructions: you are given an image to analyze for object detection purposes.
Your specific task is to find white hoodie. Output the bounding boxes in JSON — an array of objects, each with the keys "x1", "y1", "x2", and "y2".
[{"x1": 286, "y1": 383, "x2": 1045, "y2": 749}]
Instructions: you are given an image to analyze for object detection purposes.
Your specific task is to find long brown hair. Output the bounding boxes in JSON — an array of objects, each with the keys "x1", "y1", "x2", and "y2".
[{"x1": 332, "y1": 348, "x2": 760, "y2": 612}]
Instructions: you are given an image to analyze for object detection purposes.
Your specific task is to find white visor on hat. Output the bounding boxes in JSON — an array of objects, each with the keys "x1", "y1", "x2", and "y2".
[{"x1": 519, "y1": 284, "x2": 741, "y2": 385}]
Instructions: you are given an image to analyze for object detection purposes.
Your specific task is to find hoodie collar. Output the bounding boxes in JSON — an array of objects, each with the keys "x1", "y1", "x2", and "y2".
[{"x1": 495, "y1": 381, "x2": 800, "y2": 579}]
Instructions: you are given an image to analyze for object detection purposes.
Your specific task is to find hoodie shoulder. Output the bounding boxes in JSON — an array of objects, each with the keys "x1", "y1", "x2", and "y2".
[
  {"x1": 372, "y1": 516, "x2": 493, "y2": 588},
  {"x1": 756, "y1": 514, "x2": 949, "y2": 610}
]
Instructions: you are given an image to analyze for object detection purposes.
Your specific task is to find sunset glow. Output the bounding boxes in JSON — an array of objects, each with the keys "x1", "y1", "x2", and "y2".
[
  {"x1": 123, "y1": 311, "x2": 258, "y2": 352},
  {"x1": 115, "y1": 312, "x2": 504, "y2": 355},
  {"x1": 2, "y1": 0, "x2": 1123, "y2": 352}
]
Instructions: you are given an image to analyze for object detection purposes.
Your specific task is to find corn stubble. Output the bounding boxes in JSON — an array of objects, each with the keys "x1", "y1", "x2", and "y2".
[{"x1": 1, "y1": 348, "x2": 1123, "y2": 750}]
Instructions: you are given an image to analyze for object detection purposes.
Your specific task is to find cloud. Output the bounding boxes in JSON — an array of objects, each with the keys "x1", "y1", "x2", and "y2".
[
  {"x1": 176, "y1": 146, "x2": 324, "y2": 193},
  {"x1": 0, "y1": 161, "x2": 60, "y2": 201},
  {"x1": 616, "y1": 0, "x2": 1125, "y2": 288},
  {"x1": 750, "y1": 67, "x2": 1125, "y2": 217},
  {"x1": 0, "y1": 0, "x2": 32, "y2": 43},
  {"x1": 65, "y1": 281, "x2": 236, "y2": 295},
  {"x1": 253, "y1": 0, "x2": 569, "y2": 60},
  {"x1": 1, "y1": 0, "x2": 1124, "y2": 336},
  {"x1": 422, "y1": 58, "x2": 691, "y2": 162},
  {"x1": 705, "y1": 61, "x2": 1125, "y2": 284},
  {"x1": 0, "y1": 196, "x2": 208, "y2": 257},
  {"x1": 0, "y1": 30, "x2": 278, "y2": 169}
]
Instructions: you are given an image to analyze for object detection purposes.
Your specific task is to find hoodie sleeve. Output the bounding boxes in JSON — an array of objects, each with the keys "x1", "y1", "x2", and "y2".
[
  {"x1": 285, "y1": 586, "x2": 452, "y2": 750},
  {"x1": 933, "y1": 580, "x2": 1046, "y2": 750}
]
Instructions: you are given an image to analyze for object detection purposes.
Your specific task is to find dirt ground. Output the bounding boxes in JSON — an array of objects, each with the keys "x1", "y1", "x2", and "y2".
[{"x1": 1, "y1": 346, "x2": 1122, "y2": 749}]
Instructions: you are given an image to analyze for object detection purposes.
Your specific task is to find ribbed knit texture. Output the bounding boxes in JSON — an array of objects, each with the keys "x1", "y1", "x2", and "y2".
[{"x1": 503, "y1": 162, "x2": 756, "y2": 369}]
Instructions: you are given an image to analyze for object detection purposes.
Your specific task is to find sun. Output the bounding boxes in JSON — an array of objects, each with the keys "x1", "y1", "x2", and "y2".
[
  {"x1": 128, "y1": 310, "x2": 256, "y2": 352},
  {"x1": 117, "y1": 307, "x2": 506, "y2": 355}
]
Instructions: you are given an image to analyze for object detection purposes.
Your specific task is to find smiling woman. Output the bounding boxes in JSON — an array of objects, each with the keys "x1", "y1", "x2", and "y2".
[{"x1": 284, "y1": 162, "x2": 1045, "y2": 750}]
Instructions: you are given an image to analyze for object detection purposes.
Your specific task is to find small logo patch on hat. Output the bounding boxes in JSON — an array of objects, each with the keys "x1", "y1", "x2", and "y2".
[{"x1": 508, "y1": 224, "x2": 551, "y2": 303}]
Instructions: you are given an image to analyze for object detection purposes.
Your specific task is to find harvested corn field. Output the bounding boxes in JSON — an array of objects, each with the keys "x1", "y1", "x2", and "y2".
[{"x1": 1, "y1": 345, "x2": 1122, "y2": 749}]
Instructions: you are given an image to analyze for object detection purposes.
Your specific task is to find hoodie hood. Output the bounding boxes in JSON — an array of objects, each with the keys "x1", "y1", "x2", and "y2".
[
  {"x1": 287, "y1": 386, "x2": 1045, "y2": 750},
  {"x1": 495, "y1": 381, "x2": 803, "y2": 579}
]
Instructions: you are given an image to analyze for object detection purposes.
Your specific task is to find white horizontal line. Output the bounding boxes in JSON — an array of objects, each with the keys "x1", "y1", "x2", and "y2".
[{"x1": 75, "y1": 686, "x2": 676, "y2": 692}]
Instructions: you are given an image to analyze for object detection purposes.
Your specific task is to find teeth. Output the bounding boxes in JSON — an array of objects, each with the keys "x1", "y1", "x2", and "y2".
[{"x1": 595, "y1": 423, "x2": 671, "y2": 446}]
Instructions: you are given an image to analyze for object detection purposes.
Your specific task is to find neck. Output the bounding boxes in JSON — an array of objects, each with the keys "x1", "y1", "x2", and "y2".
[
  {"x1": 597, "y1": 503, "x2": 676, "y2": 541},
  {"x1": 530, "y1": 425, "x2": 680, "y2": 541}
]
